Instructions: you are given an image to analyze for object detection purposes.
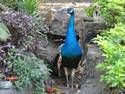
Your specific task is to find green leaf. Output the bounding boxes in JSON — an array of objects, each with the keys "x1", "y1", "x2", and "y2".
[{"x1": 0, "y1": 22, "x2": 11, "y2": 41}]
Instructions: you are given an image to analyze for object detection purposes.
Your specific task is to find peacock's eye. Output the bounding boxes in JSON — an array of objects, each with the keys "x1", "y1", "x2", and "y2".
[
  {"x1": 67, "y1": 8, "x2": 74, "y2": 14},
  {"x1": 69, "y1": 10, "x2": 73, "y2": 13}
]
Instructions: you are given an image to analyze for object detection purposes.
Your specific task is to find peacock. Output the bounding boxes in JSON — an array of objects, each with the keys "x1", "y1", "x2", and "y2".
[{"x1": 57, "y1": 8, "x2": 83, "y2": 88}]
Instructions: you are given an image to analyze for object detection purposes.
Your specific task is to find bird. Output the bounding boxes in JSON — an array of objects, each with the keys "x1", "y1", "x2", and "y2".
[{"x1": 57, "y1": 8, "x2": 83, "y2": 88}]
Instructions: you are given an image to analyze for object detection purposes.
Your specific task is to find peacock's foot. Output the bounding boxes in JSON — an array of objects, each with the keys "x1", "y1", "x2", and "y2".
[
  {"x1": 66, "y1": 84, "x2": 70, "y2": 88},
  {"x1": 71, "y1": 85, "x2": 74, "y2": 89}
]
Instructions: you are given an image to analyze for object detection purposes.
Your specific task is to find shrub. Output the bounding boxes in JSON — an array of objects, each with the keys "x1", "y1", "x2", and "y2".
[
  {"x1": 86, "y1": 0, "x2": 125, "y2": 26},
  {"x1": 87, "y1": 0, "x2": 125, "y2": 92},
  {"x1": 0, "y1": 0, "x2": 39, "y2": 15},
  {"x1": 94, "y1": 23, "x2": 125, "y2": 89},
  {"x1": 0, "y1": 8, "x2": 50, "y2": 93},
  {"x1": 17, "y1": 0, "x2": 39, "y2": 15},
  {"x1": 0, "y1": 0, "x2": 18, "y2": 10},
  {"x1": 7, "y1": 48, "x2": 49, "y2": 94},
  {"x1": 1, "y1": 11, "x2": 33, "y2": 46}
]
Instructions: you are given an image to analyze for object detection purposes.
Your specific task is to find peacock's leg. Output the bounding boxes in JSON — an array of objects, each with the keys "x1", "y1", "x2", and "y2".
[
  {"x1": 57, "y1": 55, "x2": 62, "y2": 77},
  {"x1": 64, "y1": 67, "x2": 69, "y2": 87},
  {"x1": 71, "y1": 69, "x2": 75, "y2": 88},
  {"x1": 57, "y1": 63, "x2": 61, "y2": 77}
]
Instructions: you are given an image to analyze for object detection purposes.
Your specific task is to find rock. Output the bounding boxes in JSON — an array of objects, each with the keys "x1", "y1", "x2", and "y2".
[
  {"x1": 78, "y1": 79, "x2": 108, "y2": 94},
  {"x1": 84, "y1": 44, "x2": 104, "y2": 78},
  {"x1": 31, "y1": 7, "x2": 106, "y2": 62},
  {"x1": 0, "y1": 88, "x2": 32, "y2": 94},
  {"x1": 0, "y1": 81, "x2": 12, "y2": 89},
  {"x1": 44, "y1": 8, "x2": 106, "y2": 43},
  {"x1": 33, "y1": 8, "x2": 106, "y2": 62},
  {"x1": 44, "y1": 8, "x2": 86, "y2": 36},
  {"x1": 39, "y1": 62, "x2": 50, "y2": 76}
]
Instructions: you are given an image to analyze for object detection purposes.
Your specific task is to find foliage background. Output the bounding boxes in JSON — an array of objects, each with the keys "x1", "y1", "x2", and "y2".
[
  {"x1": 87, "y1": 0, "x2": 125, "y2": 91},
  {"x1": 0, "y1": 0, "x2": 49, "y2": 94}
]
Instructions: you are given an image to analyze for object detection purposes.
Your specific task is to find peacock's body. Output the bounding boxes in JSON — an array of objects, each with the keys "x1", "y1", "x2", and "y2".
[
  {"x1": 61, "y1": 9, "x2": 82, "y2": 69},
  {"x1": 57, "y1": 8, "x2": 83, "y2": 88}
]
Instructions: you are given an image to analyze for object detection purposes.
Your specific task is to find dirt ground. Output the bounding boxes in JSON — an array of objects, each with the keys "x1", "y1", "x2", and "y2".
[{"x1": 45, "y1": 78, "x2": 107, "y2": 94}]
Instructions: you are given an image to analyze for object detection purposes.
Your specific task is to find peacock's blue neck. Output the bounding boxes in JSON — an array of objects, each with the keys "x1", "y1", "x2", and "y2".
[
  {"x1": 65, "y1": 14, "x2": 77, "y2": 43},
  {"x1": 61, "y1": 13, "x2": 82, "y2": 57}
]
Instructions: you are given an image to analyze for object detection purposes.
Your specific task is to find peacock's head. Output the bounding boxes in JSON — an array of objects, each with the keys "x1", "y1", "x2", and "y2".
[{"x1": 67, "y1": 8, "x2": 74, "y2": 15}]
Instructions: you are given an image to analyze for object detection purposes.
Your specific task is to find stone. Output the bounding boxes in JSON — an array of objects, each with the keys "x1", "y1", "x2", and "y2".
[
  {"x1": 44, "y1": 8, "x2": 86, "y2": 36},
  {"x1": 39, "y1": 62, "x2": 50, "y2": 76},
  {"x1": 0, "y1": 81, "x2": 12, "y2": 89},
  {"x1": 0, "y1": 88, "x2": 32, "y2": 94},
  {"x1": 44, "y1": 8, "x2": 106, "y2": 43},
  {"x1": 84, "y1": 44, "x2": 104, "y2": 78},
  {"x1": 33, "y1": 8, "x2": 106, "y2": 62}
]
